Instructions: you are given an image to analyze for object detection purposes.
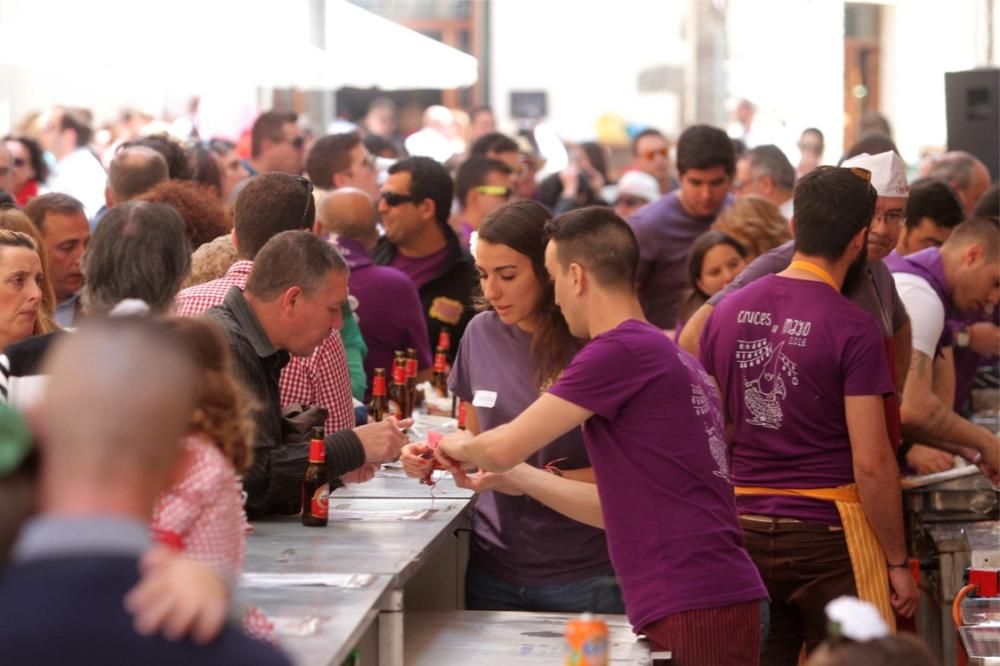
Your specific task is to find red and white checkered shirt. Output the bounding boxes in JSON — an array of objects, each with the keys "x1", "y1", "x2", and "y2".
[
  {"x1": 175, "y1": 261, "x2": 355, "y2": 435},
  {"x1": 151, "y1": 434, "x2": 275, "y2": 644}
]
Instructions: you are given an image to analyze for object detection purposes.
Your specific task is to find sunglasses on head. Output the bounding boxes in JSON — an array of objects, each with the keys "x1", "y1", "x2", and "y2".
[
  {"x1": 381, "y1": 191, "x2": 424, "y2": 207},
  {"x1": 472, "y1": 185, "x2": 512, "y2": 199},
  {"x1": 294, "y1": 176, "x2": 314, "y2": 227}
]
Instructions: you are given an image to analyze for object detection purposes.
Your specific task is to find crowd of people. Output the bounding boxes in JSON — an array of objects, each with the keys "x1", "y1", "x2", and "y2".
[{"x1": 0, "y1": 96, "x2": 996, "y2": 666}]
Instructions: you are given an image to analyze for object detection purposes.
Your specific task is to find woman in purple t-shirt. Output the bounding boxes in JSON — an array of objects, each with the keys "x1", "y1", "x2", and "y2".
[{"x1": 401, "y1": 201, "x2": 623, "y2": 613}]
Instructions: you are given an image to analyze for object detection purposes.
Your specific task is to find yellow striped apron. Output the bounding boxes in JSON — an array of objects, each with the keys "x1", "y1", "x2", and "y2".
[{"x1": 735, "y1": 483, "x2": 896, "y2": 632}]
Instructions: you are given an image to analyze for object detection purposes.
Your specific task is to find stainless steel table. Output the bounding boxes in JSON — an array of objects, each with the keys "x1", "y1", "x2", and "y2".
[
  {"x1": 332, "y1": 466, "x2": 475, "y2": 500},
  {"x1": 240, "y1": 574, "x2": 393, "y2": 666},
  {"x1": 404, "y1": 611, "x2": 652, "y2": 665},
  {"x1": 246, "y1": 498, "x2": 472, "y2": 666}
]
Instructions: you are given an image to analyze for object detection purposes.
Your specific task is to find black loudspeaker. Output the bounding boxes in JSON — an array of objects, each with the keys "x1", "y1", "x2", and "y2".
[{"x1": 946, "y1": 68, "x2": 1000, "y2": 180}]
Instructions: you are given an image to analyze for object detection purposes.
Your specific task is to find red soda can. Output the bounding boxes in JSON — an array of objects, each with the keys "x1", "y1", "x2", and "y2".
[{"x1": 564, "y1": 613, "x2": 608, "y2": 666}]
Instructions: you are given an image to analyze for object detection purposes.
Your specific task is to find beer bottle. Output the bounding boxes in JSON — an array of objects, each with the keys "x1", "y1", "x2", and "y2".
[
  {"x1": 437, "y1": 327, "x2": 451, "y2": 357},
  {"x1": 457, "y1": 399, "x2": 467, "y2": 431},
  {"x1": 388, "y1": 358, "x2": 409, "y2": 419},
  {"x1": 405, "y1": 348, "x2": 418, "y2": 416},
  {"x1": 301, "y1": 427, "x2": 328, "y2": 527},
  {"x1": 431, "y1": 346, "x2": 449, "y2": 398},
  {"x1": 369, "y1": 368, "x2": 388, "y2": 422}
]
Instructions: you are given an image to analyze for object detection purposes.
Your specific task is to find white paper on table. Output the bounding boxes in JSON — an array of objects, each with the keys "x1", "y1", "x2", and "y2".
[
  {"x1": 241, "y1": 572, "x2": 379, "y2": 589},
  {"x1": 269, "y1": 616, "x2": 327, "y2": 637},
  {"x1": 328, "y1": 508, "x2": 437, "y2": 521}
]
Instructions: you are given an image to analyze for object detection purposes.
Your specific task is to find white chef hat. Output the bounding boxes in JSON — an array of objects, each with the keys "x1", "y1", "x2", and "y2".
[{"x1": 840, "y1": 151, "x2": 909, "y2": 198}]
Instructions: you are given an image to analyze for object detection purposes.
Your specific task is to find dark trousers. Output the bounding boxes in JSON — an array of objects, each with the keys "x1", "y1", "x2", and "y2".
[
  {"x1": 740, "y1": 517, "x2": 856, "y2": 666},
  {"x1": 641, "y1": 599, "x2": 765, "y2": 666},
  {"x1": 465, "y1": 560, "x2": 625, "y2": 614}
]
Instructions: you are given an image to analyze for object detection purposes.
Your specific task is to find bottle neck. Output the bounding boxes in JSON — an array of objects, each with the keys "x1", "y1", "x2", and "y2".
[{"x1": 308, "y1": 438, "x2": 326, "y2": 463}]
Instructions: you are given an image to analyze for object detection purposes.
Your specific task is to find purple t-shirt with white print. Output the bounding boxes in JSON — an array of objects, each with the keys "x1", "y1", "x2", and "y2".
[
  {"x1": 699, "y1": 275, "x2": 894, "y2": 525},
  {"x1": 548, "y1": 319, "x2": 766, "y2": 632}
]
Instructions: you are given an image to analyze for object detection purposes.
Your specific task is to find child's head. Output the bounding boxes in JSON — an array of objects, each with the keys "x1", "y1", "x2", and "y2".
[{"x1": 161, "y1": 316, "x2": 255, "y2": 472}]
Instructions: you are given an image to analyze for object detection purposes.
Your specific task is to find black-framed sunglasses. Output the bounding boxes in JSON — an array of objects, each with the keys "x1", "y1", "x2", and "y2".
[
  {"x1": 380, "y1": 191, "x2": 424, "y2": 207},
  {"x1": 294, "y1": 176, "x2": 314, "y2": 227}
]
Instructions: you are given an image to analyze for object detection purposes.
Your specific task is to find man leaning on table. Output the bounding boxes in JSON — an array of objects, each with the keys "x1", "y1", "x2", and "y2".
[
  {"x1": 206, "y1": 230, "x2": 411, "y2": 518},
  {"x1": 432, "y1": 206, "x2": 768, "y2": 666}
]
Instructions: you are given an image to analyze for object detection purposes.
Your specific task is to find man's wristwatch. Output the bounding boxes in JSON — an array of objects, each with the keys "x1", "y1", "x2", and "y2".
[{"x1": 956, "y1": 325, "x2": 970, "y2": 348}]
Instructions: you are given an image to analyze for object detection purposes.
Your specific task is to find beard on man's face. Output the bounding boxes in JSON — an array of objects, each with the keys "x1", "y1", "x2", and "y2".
[{"x1": 841, "y1": 240, "x2": 869, "y2": 296}]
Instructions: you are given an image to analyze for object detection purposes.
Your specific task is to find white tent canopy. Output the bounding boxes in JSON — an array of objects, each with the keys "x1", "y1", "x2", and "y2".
[{"x1": 0, "y1": 0, "x2": 477, "y2": 90}]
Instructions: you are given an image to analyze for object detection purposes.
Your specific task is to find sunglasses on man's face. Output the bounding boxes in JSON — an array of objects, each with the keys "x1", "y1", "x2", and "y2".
[
  {"x1": 277, "y1": 135, "x2": 305, "y2": 150},
  {"x1": 381, "y1": 191, "x2": 424, "y2": 207},
  {"x1": 640, "y1": 148, "x2": 668, "y2": 161},
  {"x1": 472, "y1": 185, "x2": 512, "y2": 199}
]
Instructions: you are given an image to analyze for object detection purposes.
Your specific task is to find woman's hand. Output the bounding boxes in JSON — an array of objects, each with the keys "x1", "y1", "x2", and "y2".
[
  {"x1": 400, "y1": 442, "x2": 433, "y2": 479},
  {"x1": 453, "y1": 466, "x2": 524, "y2": 496}
]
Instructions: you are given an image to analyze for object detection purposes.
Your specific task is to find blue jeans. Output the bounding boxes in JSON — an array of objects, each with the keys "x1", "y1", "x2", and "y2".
[{"x1": 465, "y1": 561, "x2": 625, "y2": 614}]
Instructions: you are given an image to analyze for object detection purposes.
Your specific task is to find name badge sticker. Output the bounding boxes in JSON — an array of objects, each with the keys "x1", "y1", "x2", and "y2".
[{"x1": 472, "y1": 390, "x2": 497, "y2": 408}]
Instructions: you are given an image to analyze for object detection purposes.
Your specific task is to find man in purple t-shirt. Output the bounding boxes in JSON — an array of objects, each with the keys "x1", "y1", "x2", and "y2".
[
  {"x1": 317, "y1": 188, "x2": 432, "y2": 396},
  {"x1": 699, "y1": 167, "x2": 918, "y2": 662},
  {"x1": 628, "y1": 124, "x2": 734, "y2": 330},
  {"x1": 437, "y1": 207, "x2": 767, "y2": 665}
]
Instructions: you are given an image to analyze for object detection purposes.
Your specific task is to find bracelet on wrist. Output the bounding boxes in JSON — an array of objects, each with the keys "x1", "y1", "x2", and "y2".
[{"x1": 887, "y1": 559, "x2": 909, "y2": 569}]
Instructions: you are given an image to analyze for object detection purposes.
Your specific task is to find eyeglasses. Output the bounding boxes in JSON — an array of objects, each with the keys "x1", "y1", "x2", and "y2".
[
  {"x1": 871, "y1": 210, "x2": 906, "y2": 227},
  {"x1": 380, "y1": 191, "x2": 424, "y2": 207},
  {"x1": 640, "y1": 148, "x2": 668, "y2": 161},
  {"x1": 294, "y1": 175, "x2": 314, "y2": 227},
  {"x1": 472, "y1": 185, "x2": 512, "y2": 199},
  {"x1": 615, "y1": 195, "x2": 647, "y2": 209}
]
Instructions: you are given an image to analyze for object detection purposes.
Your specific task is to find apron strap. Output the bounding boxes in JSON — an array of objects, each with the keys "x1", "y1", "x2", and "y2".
[{"x1": 734, "y1": 484, "x2": 896, "y2": 632}]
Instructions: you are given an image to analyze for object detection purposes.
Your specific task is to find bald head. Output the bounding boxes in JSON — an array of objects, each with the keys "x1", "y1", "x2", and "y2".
[
  {"x1": 927, "y1": 151, "x2": 991, "y2": 217},
  {"x1": 107, "y1": 146, "x2": 169, "y2": 206},
  {"x1": 317, "y1": 188, "x2": 378, "y2": 247},
  {"x1": 39, "y1": 318, "x2": 197, "y2": 513}
]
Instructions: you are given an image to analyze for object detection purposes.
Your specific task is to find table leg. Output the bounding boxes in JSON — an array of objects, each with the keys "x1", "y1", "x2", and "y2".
[{"x1": 378, "y1": 588, "x2": 404, "y2": 666}]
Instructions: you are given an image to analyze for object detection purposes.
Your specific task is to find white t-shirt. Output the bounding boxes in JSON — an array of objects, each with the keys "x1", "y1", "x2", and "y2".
[{"x1": 893, "y1": 272, "x2": 946, "y2": 358}]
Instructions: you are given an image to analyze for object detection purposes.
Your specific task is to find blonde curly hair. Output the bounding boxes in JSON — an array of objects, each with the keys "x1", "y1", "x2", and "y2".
[
  {"x1": 161, "y1": 316, "x2": 255, "y2": 473},
  {"x1": 712, "y1": 195, "x2": 792, "y2": 260}
]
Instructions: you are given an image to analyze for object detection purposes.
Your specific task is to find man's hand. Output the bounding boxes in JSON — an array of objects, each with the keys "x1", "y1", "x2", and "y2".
[
  {"x1": 905, "y1": 444, "x2": 956, "y2": 475},
  {"x1": 354, "y1": 417, "x2": 413, "y2": 463},
  {"x1": 968, "y1": 322, "x2": 1000, "y2": 358},
  {"x1": 341, "y1": 462, "x2": 380, "y2": 484},
  {"x1": 124, "y1": 547, "x2": 230, "y2": 644},
  {"x1": 888, "y1": 566, "x2": 918, "y2": 618},
  {"x1": 453, "y1": 467, "x2": 524, "y2": 496}
]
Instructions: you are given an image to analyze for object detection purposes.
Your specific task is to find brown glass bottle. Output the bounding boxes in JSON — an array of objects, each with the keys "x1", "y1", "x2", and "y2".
[
  {"x1": 431, "y1": 346, "x2": 449, "y2": 397},
  {"x1": 405, "y1": 348, "x2": 418, "y2": 416},
  {"x1": 437, "y1": 327, "x2": 451, "y2": 356},
  {"x1": 301, "y1": 427, "x2": 328, "y2": 527},
  {"x1": 457, "y1": 399, "x2": 467, "y2": 431},
  {"x1": 388, "y1": 360, "x2": 409, "y2": 419},
  {"x1": 369, "y1": 368, "x2": 388, "y2": 422}
]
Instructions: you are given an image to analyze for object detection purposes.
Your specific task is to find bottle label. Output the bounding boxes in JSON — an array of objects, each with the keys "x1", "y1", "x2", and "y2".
[
  {"x1": 433, "y1": 353, "x2": 447, "y2": 373},
  {"x1": 393, "y1": 365, "x2": 406, "y2": 385},
  {"x1": 406, "y1": 358, "x2": 418, "y2": 378},
  {"x1": 309, "y1": 483, "x2": 329, "y2": 519},
  {"x1": 372, "y1": 375, "x2": 386, "y2": 396}
]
